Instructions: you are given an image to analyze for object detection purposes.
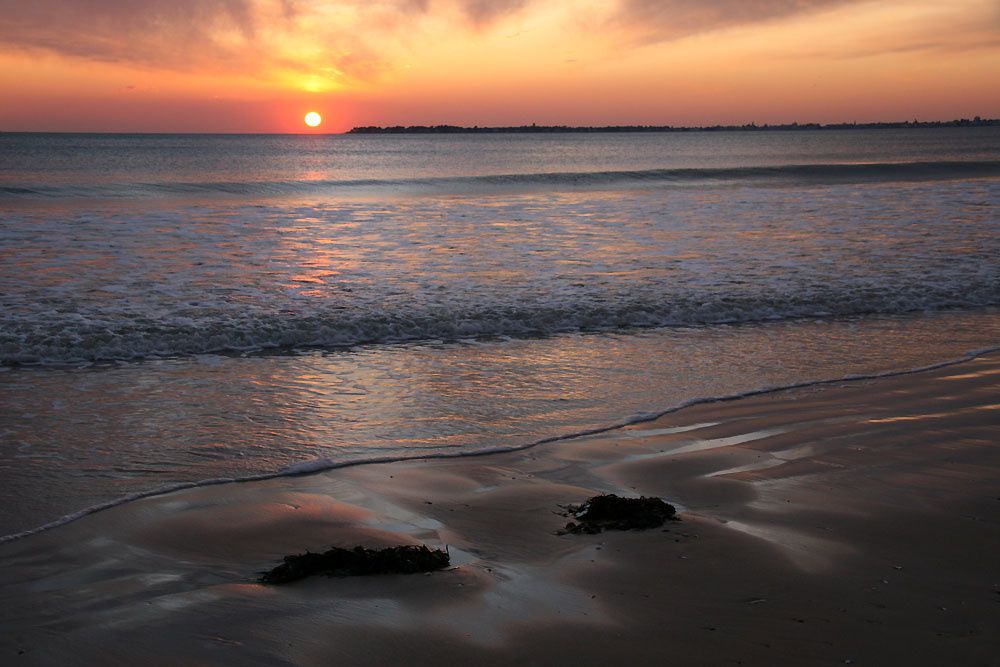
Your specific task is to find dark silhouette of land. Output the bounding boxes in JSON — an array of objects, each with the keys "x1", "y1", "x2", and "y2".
[{"x1": 349, "y1": 117, "x2": 997, "y2": 134}]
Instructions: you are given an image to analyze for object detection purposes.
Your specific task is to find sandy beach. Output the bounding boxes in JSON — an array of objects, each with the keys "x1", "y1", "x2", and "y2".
[
  {"x1": 2, "y1": 352, "x2": 998, "y2": 666},
  {"x1": 5, "y1": 4, "x2": 999, "y2": 665}
]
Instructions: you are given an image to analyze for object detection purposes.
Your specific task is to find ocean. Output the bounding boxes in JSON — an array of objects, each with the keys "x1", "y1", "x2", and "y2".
[{"x1": 1, "y1": 128, "x2": 998, "y2": 540}]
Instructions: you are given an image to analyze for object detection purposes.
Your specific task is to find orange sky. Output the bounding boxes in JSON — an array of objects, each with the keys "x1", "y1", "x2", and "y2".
[{"x1": 0, "y1": 0, "x2": 997, "y2": 132}]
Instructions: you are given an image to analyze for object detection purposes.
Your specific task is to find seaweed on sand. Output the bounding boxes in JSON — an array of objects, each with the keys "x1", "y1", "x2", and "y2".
[
  {"x1": 260, "y1": 545, "x2": 450, "y2": 584},
  {"x1": 559, "y1": 494, "x2": 678, "y2": 534}
]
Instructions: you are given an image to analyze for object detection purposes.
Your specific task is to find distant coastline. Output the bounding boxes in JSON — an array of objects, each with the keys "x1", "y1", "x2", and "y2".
[{"x1": 348, "y1": 117, "x2": 998, "y2": 134}]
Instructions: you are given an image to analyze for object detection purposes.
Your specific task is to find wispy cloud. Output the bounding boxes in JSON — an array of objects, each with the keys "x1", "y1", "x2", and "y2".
[
  {"x1": 0, "y1": 0, "x2": 539, "y2": 83},
  {"x1": 609, "y1": 0, "x2": 863, "y2": 43},
  {"x1": 0, "y1": 0, "x2": 268, "y2": 67},
  {"x1": 763, "y1": 1, "x2": 1000, "y2": 60},
  {"x1": 459, "y1": 0, "x2": 529, "y2": 25},
  {"x1": 1, "y1": 0, "x2": 996, "y2": 85}
]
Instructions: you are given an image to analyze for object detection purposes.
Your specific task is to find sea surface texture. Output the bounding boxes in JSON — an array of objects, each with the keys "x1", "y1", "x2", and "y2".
[{"x1": 1, "y1": 129, "x2": 998, "y2": 538}]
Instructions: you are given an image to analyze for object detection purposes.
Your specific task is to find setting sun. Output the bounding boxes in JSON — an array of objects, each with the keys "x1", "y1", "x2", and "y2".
[{"x1": 304, "y1": 112, "x2": 322, "y2": 128}]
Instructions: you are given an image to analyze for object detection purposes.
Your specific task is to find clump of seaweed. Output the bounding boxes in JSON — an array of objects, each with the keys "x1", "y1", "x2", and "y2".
[
  {"x1": 260, "y1": 545, "x2": 450, "y2": 584},
  {"x1": 559, "y1": 494, "x2": 678, "y2": 534}
]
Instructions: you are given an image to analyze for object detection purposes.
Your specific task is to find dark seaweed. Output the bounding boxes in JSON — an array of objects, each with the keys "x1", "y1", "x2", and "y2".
[
  {"x1": 260, "y1": 545, "x2": 450, "y2": 584},
  {"x1": 560, "y1": 494, "x2": 678, "y2": 534}
]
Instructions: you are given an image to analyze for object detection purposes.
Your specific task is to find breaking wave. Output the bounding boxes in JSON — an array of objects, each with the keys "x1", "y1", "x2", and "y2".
[
  {"x1": 3, "y1": 160, "x2": 998, "y2": 199},
  {"x1": 3, "y1": 287, "x2": 998, "y2": 365}
]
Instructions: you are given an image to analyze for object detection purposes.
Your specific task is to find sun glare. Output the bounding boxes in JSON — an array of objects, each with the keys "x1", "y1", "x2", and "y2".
[{"x1": 304, "y1": 111, "x2": 322, "y2": 128}]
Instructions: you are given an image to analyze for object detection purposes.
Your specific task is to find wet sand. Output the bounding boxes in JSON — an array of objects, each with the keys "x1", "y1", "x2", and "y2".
[{"x1": 2, "y1": 353, "x2": 998, "y2": 666}]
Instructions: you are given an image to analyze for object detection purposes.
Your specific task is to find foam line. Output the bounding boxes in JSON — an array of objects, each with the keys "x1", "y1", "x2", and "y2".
[
  {"x1": 3, "y1": 160, "x2": 998, "y2": 199},
  {"x1": 6, "y1": 302, "x2": 1000, "y2": 367}
]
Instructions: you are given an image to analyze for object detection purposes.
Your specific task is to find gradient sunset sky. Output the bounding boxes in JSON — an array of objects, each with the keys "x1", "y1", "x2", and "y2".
[{"x1": 1, "y1": 0, "x2": 997, "y2": 133}]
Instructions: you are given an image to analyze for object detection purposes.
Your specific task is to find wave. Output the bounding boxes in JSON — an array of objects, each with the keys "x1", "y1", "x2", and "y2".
[
  {"x1": 2, "y1": 286, "x2": 998, "y2": 366},
  {"x1": 3, "y1": 160, "x2": 999, "y2": 199},
  {"x1": 2, "y1": 344, "x2": 996, "y2": 545}
]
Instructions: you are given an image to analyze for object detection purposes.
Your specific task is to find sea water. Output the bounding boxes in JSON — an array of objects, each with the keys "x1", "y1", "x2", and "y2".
[{"x1": 1, "y1": 129, "x2": 998, "y2": 538}]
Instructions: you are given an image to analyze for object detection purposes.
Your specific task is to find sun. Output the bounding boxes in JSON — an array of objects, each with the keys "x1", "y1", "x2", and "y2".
[{"x1": 304, "y1": 111, "x2": 322, "y2": 128}]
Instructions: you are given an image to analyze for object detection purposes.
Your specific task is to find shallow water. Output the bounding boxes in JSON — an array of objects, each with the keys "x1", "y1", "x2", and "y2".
[
  {"x1": 2, "y1": 178, "x2": 997, "y2": 365},
  {"x1": 1, "y1": 129, "x2": 998, "y2": 538},
  {"x1": 2, "y1": 310, "x2": 999, "y2": 538}
]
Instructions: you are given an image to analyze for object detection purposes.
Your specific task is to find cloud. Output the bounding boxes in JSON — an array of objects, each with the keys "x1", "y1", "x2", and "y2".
[
  {"x1": 0, "y1": 0, "x2": 266, "y2": 67},
  {"x1": 609, "y1": 0, "x2": 866, "y2": 43},
  {"x1": 2, "y1": 0, "x2": 994, "y2": 87},
  {"x1": 764, "y1": 1, "x2": 1000, "y2": 60},
  {"x1": 804, "y1": 36, "x2": 1000, "y2": 59},
  {"x1": 0, "y1": 0, "x2": 441, "y2": 85},
  {"x1": 458, "y1": 0, "x2": 529, "y2": 25},
  {"x1": 0, "y1": 0, "x2": 533, "y2": 81}
]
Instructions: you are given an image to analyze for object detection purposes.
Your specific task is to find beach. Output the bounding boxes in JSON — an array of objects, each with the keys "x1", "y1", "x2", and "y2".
[
  {"x1": 2, "y1": 351, "x2": 997, "y2": 666},
  {"x1": 2, "y1": 129, "x2": 998, "y2": 665},
  {"x1": 4, "y1": 0, "x2": 1000, "y2": 662}
]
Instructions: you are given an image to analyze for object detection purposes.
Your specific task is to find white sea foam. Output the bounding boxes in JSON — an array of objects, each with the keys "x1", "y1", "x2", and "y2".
[{"x1": 3, "y1": 176, "x2": 998, "y2": 365}]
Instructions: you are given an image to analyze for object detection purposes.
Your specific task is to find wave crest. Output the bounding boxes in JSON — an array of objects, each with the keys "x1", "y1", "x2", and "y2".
[
  {"x1": 3, "y1": 287, "x2": 998, "y2": 365},
  {"x1": 3, "y1": 160, "x2": 998, "y2": 199}
]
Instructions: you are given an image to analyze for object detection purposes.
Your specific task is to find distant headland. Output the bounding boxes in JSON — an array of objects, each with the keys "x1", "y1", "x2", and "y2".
[{"x1": 348, "y1": 117, "x2": 998, "y2": 134}]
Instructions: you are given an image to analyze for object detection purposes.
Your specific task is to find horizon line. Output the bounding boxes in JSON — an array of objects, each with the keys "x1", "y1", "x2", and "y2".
[{"x1": 3, "y1": 116, "x2": 997, "y2": 136}]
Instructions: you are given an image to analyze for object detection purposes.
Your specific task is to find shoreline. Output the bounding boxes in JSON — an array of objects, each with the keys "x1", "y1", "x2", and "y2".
[
  {"x1": 3, "y1": 342, "x2": 997, "y2": 548},
  {"x1": 2, "y1": 351, "x2": 998, "y2": 665},
  {"x1": 5, "y1": 119, "x2": 1000, "y2": 137}
]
